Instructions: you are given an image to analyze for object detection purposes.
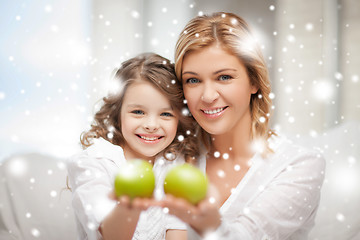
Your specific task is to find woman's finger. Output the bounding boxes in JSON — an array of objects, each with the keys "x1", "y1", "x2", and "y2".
[
  {"x1": 117, "y1": 195, "x2": 131, "y2": 208},
  {"x1": 160, "y1": 194, "x2": 200, "y2": 221}
]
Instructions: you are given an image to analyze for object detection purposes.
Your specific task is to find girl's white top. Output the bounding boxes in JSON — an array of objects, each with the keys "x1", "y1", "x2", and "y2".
[
  {"x1": 67, "y1": 138, "x2": 186, "y2": 240},
  {"x1": 188, "y1": 135, "x2": 326, "y2": 240}
]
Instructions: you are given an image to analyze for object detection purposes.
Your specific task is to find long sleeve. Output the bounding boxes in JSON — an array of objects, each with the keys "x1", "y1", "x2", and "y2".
[
  {"x1": 67, "y1": 153, "x2": 118, "y2": 240},
  {"x1": 188, "y1": 137, "x2": 326, "y2": 240},
  {"x1": 66, "y1": 139, "x2": 125, "y2": 240}
]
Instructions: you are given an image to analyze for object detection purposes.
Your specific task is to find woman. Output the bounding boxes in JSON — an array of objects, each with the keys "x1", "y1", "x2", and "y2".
[{"x1": 157, "y1": 12, "x2": 325, "y2": 239}]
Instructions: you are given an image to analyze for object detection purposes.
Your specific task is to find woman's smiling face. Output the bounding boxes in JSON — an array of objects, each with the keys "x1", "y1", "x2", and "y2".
[{"x1": 181, "y1": 45, "x2": 258, "y2": 136}]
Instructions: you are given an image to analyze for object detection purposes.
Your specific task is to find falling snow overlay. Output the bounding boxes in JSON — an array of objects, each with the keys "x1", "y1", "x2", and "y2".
[{"x1": 0, "y1": 1, "x2": 359, "y2": 240}]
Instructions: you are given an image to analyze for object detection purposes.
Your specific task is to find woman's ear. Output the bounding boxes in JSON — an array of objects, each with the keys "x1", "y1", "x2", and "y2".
[{"x1": 251, "y1": 85, "x2": 259, "y2": 94}]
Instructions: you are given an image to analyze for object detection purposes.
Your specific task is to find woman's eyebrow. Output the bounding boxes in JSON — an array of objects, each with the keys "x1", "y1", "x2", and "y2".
[
  {"x1": 213, "y1": 68, "x2": 237, "y2": 75},
  {"x1": 182, "y1": 71, "x2": 198, "y2": 76},
  {"x1": 183, "y1": 68, "x2": 237, "y2": 76}
]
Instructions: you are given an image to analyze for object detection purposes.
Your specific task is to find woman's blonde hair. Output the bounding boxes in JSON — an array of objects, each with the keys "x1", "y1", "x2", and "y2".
[
  {"x1": 175, "y1": 12, "x2": 275, "y2": 155},
  {"x1": 81, "y1": 52, "x2": 198, "y2": 163}
]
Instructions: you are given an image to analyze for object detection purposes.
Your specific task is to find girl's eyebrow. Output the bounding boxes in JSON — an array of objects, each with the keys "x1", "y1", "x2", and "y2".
[
  {"x1": 159, "y1": 106, "x2": 175, "y2": 113},
  {"x1": 126, "y1": 104, "x2": 173, "y2": 111},
  {"x1": 126, "y1": 104, "x2": 144, "y2": 108}
]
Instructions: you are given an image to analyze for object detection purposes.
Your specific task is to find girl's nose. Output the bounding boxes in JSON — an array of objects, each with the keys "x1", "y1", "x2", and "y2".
[
  {"x1": 144, "y1": 116, "x2": 159, "y2": 131},
  {"x1": 201, "y1": 82, "x2": 219, "y2": 103}
]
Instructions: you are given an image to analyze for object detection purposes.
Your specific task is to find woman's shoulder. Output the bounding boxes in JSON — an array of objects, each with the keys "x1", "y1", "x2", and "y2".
[
  {"x1": 268, "y1": 135, "x2": 326, "y2": 171},
  {"x1": 270, "y1": 134, "x2": 321, "y2": 155}
]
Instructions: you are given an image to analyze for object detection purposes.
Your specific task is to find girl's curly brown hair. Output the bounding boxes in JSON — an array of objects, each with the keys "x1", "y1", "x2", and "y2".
[{"x1": 80, "y1": 52, "x2": 199, "y2": 163}]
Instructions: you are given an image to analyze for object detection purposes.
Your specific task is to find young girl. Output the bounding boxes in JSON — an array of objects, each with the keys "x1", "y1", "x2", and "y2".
[
  {"x1": 67, "y1": 53, "x2": 198, "y2": 240},
  {"x1": 153, "y1": 12, "x2": 326, "y2": 239}
]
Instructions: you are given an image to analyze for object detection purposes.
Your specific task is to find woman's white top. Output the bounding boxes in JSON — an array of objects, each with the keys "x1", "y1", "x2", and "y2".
[
  {"x1": 188, "y1": 135, "x2": 326, "y2": 240},
  {"x1": 66, "y1": 138, "x2": 186, "y2": 240}
]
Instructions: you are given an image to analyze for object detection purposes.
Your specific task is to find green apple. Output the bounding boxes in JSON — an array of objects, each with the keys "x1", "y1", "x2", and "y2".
[
  {"x1": 164, "y1": 163, "x2": 208, "y2": 205},
  {"x1": 114, "y1": 159, "x2": 155, "y2": 199}
]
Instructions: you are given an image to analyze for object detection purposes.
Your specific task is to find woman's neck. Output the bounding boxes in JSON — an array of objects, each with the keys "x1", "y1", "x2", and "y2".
[{"x1": 209, "y1": 118, "x2": 254, "y2": 161}]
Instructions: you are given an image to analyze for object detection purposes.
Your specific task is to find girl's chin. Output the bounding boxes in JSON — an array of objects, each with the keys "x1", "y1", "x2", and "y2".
[{"x1": 138, "y1": 152, "x2": 158, "y2": 158}]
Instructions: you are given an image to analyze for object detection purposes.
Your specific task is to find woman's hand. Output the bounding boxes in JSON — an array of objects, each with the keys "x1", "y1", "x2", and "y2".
[{"x1": 156, "y1": 186, "x2": 222, "y2": 236}]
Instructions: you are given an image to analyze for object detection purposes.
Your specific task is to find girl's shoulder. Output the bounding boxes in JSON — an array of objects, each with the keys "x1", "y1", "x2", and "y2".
[
  {"x1": 85, "y1": 138, "x2": 124, "y2": 159},
  {"x1": 68, "y1": 138, "x2": 126, "y2": 169}
]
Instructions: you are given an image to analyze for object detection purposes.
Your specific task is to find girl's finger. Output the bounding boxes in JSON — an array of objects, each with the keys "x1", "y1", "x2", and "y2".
[
  {"x1": 108, "y1": 191, "x2": 117, "y2": 200},
  {"x1": 132, "y1": 197, "x2": 153, "y2": 210}
]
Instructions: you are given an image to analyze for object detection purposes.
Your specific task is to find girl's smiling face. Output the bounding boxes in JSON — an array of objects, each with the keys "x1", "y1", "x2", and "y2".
[
  {"x1": 181, "y1": 45, "x2": 258, "y2": 136},
  {"x1": 120, "y1": 81, "x2": 179, "y2": 161}
]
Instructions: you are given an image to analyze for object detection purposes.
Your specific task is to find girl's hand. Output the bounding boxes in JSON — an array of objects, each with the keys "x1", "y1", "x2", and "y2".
[
  {"x1": 108, "y1": 191, "x2": 157, "y2": 212},
  {"x1": 101, "y1": 192, "x2": 155, "y2": 240},
  {"x1": 100, "y1": 192, "x2": 159, "y2": 239}
]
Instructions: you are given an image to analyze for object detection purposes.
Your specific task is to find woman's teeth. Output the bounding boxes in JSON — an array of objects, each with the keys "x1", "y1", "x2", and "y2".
[{"x1": 203, "y1": 107, "x2": 224, "y2": 114}]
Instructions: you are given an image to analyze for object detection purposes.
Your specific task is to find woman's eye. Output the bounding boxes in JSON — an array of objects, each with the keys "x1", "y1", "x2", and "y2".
[
  {"x1": 160, "y1": 112, "x2": 174, "y2": 117},
  {"x1": 185, "y1": 78, "x2": 199, "y2": 84},
  {"x1": 131, "y1": 110, "x2": 144, "y2": 115},
  {"x1": 218, "y1": 75, "x2": 232, "y2": 81}
]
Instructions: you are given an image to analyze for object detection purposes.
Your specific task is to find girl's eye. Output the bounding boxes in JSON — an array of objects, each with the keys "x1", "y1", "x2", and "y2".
[
  {"x1": 185, "y1": 78, "x2": 200, "y2": 84},
  {"x1": 131, "y1": 110, "x2": 144, "y2": 115},
  {"x1": 160, "y1": 112, "x2": 174, "y2": 117},
  {"x1": 218, "y1": 75, "x2": 232, "y2": 81}
]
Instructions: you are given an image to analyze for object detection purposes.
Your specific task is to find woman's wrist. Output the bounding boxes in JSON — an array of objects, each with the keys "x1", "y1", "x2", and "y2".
[
  {"x1": 191, "y1": 212, "x2": 222, "y2": 236},
  {"x1": 203, "y1": 218, "x2": 229, "y2": 239}
]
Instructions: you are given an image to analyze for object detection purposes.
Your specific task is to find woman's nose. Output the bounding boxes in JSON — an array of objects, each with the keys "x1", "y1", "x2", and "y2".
[{"x1": 201, "y1": 83, "x2": 219, "y2": 103}]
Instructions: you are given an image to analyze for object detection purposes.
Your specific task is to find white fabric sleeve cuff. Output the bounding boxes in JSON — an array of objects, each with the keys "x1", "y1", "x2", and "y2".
[
  {"x1": 186, "y1": 220, "x2": 231, "y2": 240},
  {"x1": 187, "y1": 219, "x2": 256, "y2": 240}
]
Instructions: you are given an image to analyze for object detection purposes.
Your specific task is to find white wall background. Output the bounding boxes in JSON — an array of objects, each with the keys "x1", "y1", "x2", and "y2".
[
  {"x1": 0, "y1": 0, "x2": 359, "y2": 160},
  {"x1": 0, "y1": 0, "x2": 92, "y2": 159},
  {"x1": 273, "y1": 0, "x2": 360, "y2": 136}
]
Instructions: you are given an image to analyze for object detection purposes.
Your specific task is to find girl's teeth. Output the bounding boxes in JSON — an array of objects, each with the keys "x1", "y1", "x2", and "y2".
[
  {"x1": 140, "y1": 136, "x2": 158, "y2": 141},
  {"x1": 204, "y1": 107, "x2": 224, "y2": 114}
]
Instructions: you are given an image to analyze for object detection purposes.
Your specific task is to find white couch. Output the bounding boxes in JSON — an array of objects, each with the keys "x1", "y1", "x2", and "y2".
[
  {"x1": 0, "y1": 121, "x2": 359, "y2": 240},
  {"x1": 0, "y1": 154, "x2": 77, "y2": 240},
  {"x1": 289, "y1": 121, "x2": 360, "y2": 240}
]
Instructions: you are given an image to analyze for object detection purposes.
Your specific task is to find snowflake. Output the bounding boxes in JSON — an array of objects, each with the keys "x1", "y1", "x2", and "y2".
[{"x1": 31, "y1": 228, "x2": 41, "y2": 237}]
